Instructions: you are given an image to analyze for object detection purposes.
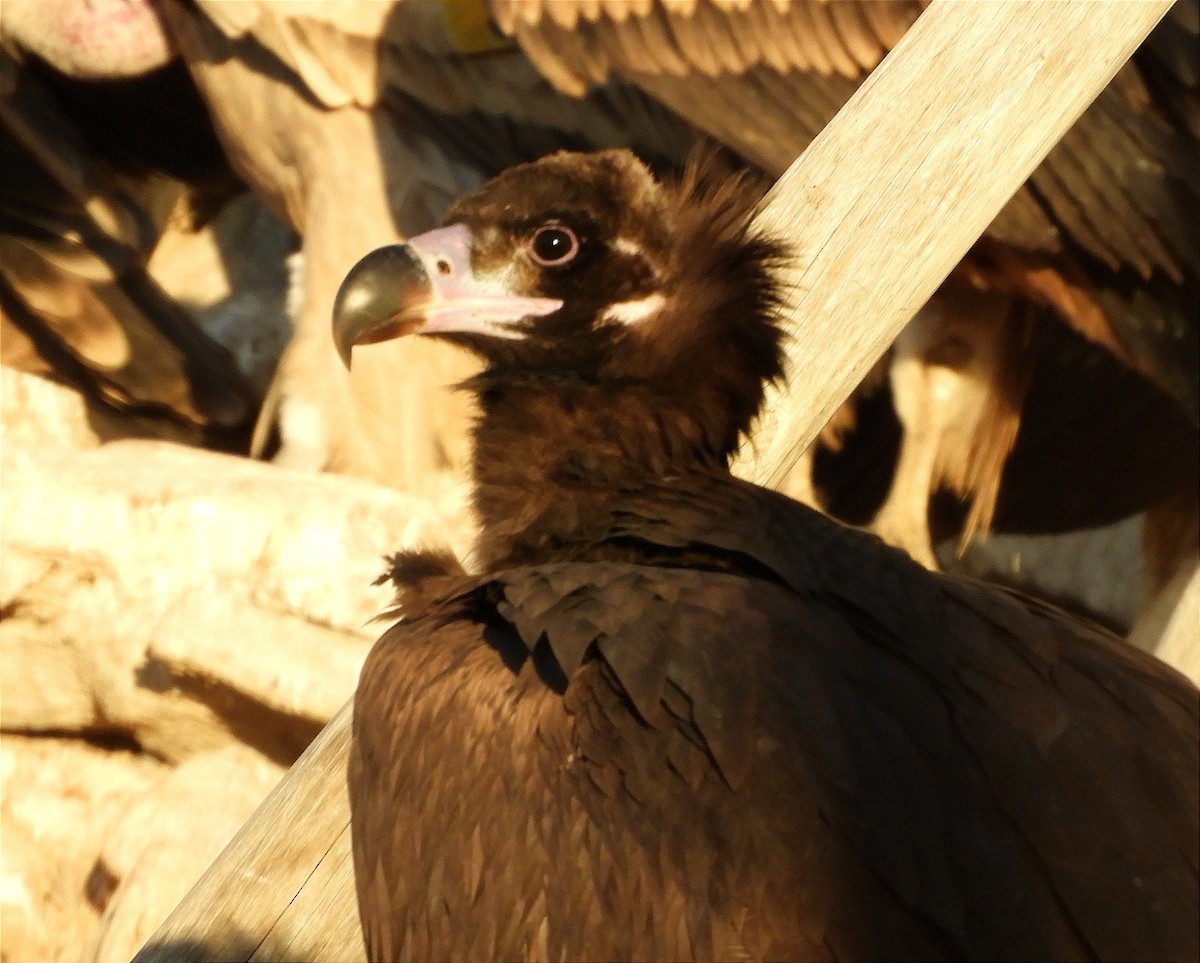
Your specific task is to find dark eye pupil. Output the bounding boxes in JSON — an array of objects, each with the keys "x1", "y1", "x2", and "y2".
[{"x1": 532, "y1": 227, "x2": 576, "y2": 264}]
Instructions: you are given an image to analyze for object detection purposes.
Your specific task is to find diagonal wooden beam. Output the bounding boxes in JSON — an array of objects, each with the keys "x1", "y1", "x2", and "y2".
[
  {"x1": 134, "y1": 2, "x2": 1173, "y2": 959},
  {"x1": 736, "y1": 0, "x2": 1173, "y2": 488}
]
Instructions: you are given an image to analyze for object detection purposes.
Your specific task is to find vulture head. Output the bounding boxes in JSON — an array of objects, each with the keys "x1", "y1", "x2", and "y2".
[{"x1": 334, "y1": 149, "x2": 787, "y2": 465}]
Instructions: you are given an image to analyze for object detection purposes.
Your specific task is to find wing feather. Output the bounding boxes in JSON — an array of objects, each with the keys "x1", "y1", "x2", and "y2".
[
  {"x1": 828, "y1": 0, "x2": 887, "y2": 73},
  {"x1": 353, "y1": 492, "x2": 1197, "y2": 959}
]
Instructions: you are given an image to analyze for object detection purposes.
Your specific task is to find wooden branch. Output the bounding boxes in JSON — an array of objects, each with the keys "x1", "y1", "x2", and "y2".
[
  {"x1": 134, "y1": 2, "x2": 1172, "y2": 959},
  {"x1": 1153, "y1": 564, "x2": 1200, "y2": 685},
  {"x1": 1129, "y1": 558, "x2": 1200, "y2": 686},
  {"x1": 133, "y1": 702, "x2": 363, "y2": 963},
  {"x1": 735, "y1": 0, "x2": 1172, "y2": 488}
]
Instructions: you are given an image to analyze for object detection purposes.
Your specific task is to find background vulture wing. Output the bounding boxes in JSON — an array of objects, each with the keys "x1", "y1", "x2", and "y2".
[
  {"x1": 0, "y1": 45, "x2": 251, "y2": 431},
  {"x1": 492, "y1": 0, "x2": 915, "y2": 93},
  {"x1": 193, "y1": 0, "x2": 395, "y2": 111},
  {"x1": 493, "y1": 0, "x2": 919, "y2": 172}
]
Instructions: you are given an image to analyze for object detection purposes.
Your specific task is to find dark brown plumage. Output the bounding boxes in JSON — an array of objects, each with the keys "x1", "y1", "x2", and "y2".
[{"x1": 338, "y1": 151, "x2": 1199, "y2": 962}]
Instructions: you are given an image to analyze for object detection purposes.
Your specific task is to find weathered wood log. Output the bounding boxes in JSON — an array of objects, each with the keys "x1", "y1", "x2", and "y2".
[
  {"x1": 132, "y1": 702, "x2": 363, "y2": 962},
  {"x1": 1130, "y1": 556, "x2": 1200, "y2": 685},
  {"x1": 1154, "y1": 563, "x2": 1200, "y2": 682},
  {"x1": 90, "y1": 746, "x2": 287, "y2": 963},
  {"x1": 133, "y1": 2, "x2": 1175, "y2": 959}
]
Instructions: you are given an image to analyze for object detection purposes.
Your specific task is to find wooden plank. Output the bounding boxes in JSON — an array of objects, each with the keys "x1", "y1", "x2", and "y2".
[
  {"x1": 133, "y1": 702, "x2": 361, "y2": 962},
  {"x1": 250, "y1": 822, "x2": 363, "y2": 962},
  {"x1": 1130, "y1": 559, "x2": 1200, "y2": 686},
  {"x1": 134, "y1": 1, "x2": 1173, "y2": 959},
  {"x1": 1153, "y1": 563, "x2": 1200, "y2": 685},
  {"x1": 733, "y1": 0, "x2": 1173, "y2": 487}
]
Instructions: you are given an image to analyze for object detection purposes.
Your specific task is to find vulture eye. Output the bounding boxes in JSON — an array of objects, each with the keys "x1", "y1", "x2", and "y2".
[{"x1": 528, "y1": 223, "x2": 579, "y2": 267}]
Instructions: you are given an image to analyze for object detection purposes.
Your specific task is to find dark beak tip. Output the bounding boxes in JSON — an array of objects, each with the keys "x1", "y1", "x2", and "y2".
[{"x1": 332, "y1": 244, "x2": 433, "y2": 368}]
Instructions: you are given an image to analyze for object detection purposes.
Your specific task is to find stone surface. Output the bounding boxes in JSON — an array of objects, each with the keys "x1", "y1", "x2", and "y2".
[
  {"x1": 0, "y1": 735, "x2": 166, "y2": 963},
  {"x1": 90, "y1": 746, "x2": 286, "y2": 963},
  {"x1": 1, "y1": 437, "x2": 473, "y2": 761},
  {"x1": 1, "y1": 364, "x2": 473, "y2": 963}
]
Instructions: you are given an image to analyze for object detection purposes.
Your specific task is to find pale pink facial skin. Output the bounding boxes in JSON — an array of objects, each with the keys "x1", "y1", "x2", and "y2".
[
  {"x1": 1, "y1": 0, "x2": 175, "y2": 79},
  {"x1": 334, "y1": 224, "x2": 565, "y2": 363},
  {"x1": 403, "y1": 224, "x2": 563, "y2": 340}
]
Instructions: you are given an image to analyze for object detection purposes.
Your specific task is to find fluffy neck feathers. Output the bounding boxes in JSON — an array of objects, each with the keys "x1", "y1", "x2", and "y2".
[{"x1": 468, "y1": 158, "x2": 787, "y2": 569}]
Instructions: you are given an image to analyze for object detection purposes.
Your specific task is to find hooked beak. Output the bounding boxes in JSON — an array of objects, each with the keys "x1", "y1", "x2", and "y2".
[{"x1": 332, "y1": 224, "x2": 563, "y2": 367}]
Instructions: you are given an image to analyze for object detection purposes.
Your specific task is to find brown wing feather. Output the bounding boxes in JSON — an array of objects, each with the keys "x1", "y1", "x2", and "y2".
[
  {"x1": 828, "y1": 0, "x2": 887, "y2": 74},
  {"x1": 1031, "y1": 78, "x2": 1194, "y2": 282},
  {"x1": 351, "y1": 484, "x2": 1198, "y2": 960},
  {"x1": 499, "y1": 0, "x2": 917, "y2": 87},
  {"x1": 1143, "y1": 0, "x2": 1200, "y2": 136}
]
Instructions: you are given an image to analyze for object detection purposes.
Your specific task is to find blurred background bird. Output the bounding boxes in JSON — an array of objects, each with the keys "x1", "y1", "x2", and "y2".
[{"x1": 2, "y1": 0, "x2": 1196, "y2": 634}]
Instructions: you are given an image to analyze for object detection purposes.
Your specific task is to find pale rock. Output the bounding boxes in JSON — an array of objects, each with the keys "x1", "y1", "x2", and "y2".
[
  {"x1": 0, "y1": 735, "x2": 165, "y2": 963},
  {"x1": 89, "y1": 745, "x2": 286, "y2": 963},
  {"x1": 1, "y1": 438, "x2": 474, "y2": 760}
]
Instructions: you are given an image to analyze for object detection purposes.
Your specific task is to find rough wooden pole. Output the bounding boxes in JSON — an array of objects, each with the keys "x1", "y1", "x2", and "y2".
[
  {"x1": 1152, "y1": 564, "x2": 1200, "y2": 684},
  {"x1": 735, "y1": 0, "x2": 1173, "y2": 488},
  {"x1": 1129, "y1": 559, "x2": 1200, "y2": 686},
  {"x1": 135, "y1": 2, "x2": 1172, "y2": 960}
]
